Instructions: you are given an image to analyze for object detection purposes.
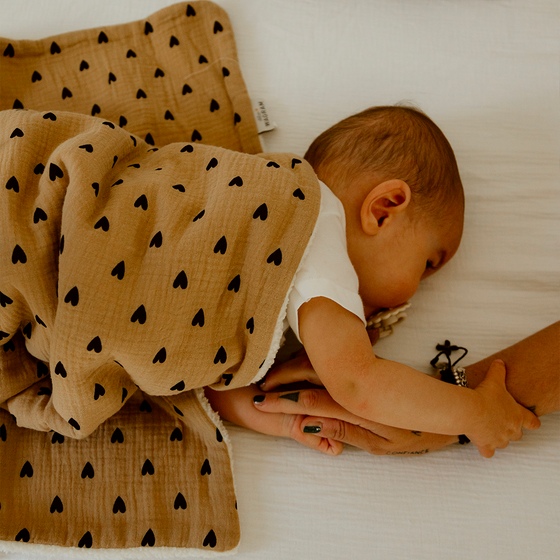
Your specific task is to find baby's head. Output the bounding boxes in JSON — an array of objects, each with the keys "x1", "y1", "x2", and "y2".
[{"x1": 305, "y1": 105, "x2": 464, "y2": 316}]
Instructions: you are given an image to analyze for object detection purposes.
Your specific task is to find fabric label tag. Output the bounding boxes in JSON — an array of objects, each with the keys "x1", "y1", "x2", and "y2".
[{"x1": 252, "y1": 99, "x2": 277, "y2": 134}]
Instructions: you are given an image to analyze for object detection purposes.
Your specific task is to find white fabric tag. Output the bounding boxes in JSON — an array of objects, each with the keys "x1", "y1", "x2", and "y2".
[{"x1": 251, "y1": 99, "x2": 277, "y2": 134}]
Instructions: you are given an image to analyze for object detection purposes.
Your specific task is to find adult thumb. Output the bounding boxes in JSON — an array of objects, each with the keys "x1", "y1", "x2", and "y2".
[{"x1": 483, "y1": 359, "x2": 507, "y2": 385}]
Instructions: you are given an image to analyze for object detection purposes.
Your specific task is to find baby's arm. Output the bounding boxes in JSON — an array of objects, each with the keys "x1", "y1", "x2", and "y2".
[{"x1": 295, "y1": 297, "x2": 540, "y2": 457}]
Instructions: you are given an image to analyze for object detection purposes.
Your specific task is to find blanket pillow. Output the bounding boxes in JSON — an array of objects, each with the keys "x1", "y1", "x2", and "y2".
[{"x1": 0, "y1": 1, "x2": 261, "y2": 153}]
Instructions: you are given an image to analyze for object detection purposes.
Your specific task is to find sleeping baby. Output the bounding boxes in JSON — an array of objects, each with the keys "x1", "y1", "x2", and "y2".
[
  {"x1": 0, "y1": 105, "x2": 539, "y2": 457},
  {"x1": 205, "y1": 105, "x2": 540, "y2": 458}
]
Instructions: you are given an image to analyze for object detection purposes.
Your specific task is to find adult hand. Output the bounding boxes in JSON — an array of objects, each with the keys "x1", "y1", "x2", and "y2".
[{"x1": 256, "y1": 354, "x2": 458, "y2": 455}]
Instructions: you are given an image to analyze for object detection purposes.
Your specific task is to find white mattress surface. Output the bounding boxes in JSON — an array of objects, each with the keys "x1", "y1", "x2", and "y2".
[{"x1": 0, "y1": 1, "x2": 558, "y2": 559}]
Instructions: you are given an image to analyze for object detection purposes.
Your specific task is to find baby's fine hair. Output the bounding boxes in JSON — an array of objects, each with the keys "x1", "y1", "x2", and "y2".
[{"x1": 304, "y1": 105, "x2": 464, "y2": 222}]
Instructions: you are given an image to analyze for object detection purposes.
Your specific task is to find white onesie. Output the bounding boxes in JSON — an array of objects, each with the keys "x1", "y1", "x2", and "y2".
[{"x1": 285, "y1": 181, "x2": 367, "y2": 342}]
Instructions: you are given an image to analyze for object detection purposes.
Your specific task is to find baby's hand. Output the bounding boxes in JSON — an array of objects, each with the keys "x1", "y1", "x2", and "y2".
[
  {"x1": 467, "y1": 359, "x2": 541, "y2": 457},
  {"x1": 259, "y1": 353, "x2": 323, "y2": 391}
]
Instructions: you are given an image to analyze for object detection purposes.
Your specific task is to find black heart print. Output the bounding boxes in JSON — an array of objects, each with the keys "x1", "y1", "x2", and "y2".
[
  {"x1": 94, "y1": 383, "x2": 105, "y2": 399},
  {"x1": 50, "y1": 41, "x2": 61, "y2": 54},
  {"x1": 50, "y1": 496, "x2": 63, "y2": 513},
  {"x1": 222, "y1": 373, "x2": 233, "y2": 386},
  {"x1": 52, "y1": 432, "x2": 64, "y2": 443},
  {"x1": 49, "y1": 163, "x2": 64, "y2": 181},
  {"x1": 172, "y1": 183, "x2": 185, "y2": 192},
  {"x1": 43, "y1": 112, "x2": 56, "y2": 120},
  {"x1": 37, "y1": 361, "x2": 48, "y2": 377},
  {"x1": 79, "y1": 144, "x2": 93, "y2": 153},
  {"x1": 182, "y1": 84, "x2": 193, "y2": 95},
  {"x1": 229, "y1": 176, "x2": 243, "y2": 186},
  {"x1": 78, "y1": 532, "x2": 92, "y2": 548},
  {"x1": 174, "y1": 492, "x2": 187, "y2": 510},
  {"x1": 191, "y1": 129, "x2": 202, "y2": 141},
  {"x1": 145, "y1": 133, "x2": 154, "y2": 145},
  {"x1": 253, "y1": 203, "x2": 268, "y2": 220},
  {"x1": 32, "y1": 71, "x2": 42, "y2": 82},
  {"x1": 222, "y1": 67, "x2": 230, "y2": 77},
  {"x1": 214, "y1": 21, "x2": 224, "y2": 34},
  {"x1": 137, "y1": 89, "x2": 147, "y2": 99},
  {"x1": 113, "y1": 497, "x2": 126, "y2": 513},
  {"x1": 150, "y1": 231, "x2": 162, "y2": 247},
  {"x1": 6, "y1": 176, "x2": 19, "y2": 192},
  {"x1": 126, "y1": 49, "x2": 136, "y2": 58},
  {"x1": 98, "y1": 31, "x2": 109, "y2": 44},
  {"x1": 0, "y1": 290, "x2": 13, "y2": 307},
  {"x1": 64, "y1": 286, "x2": 79, "y2": 306},
  {"x1": 142, "y1": 529, "x2": 155, "y2": 547},
  {"x1": 291, "y1": 158, "x2": 302, "y2": 168},
  {"x1": 267, "y1": 161, "x2": 280, "y2": 168},
  {"x1": 214, "y1": 236, "x2": 227, "y2": 254},
  {"x1": 92, "y1": 183, "x2": 100, "y2": 196},
  {"x1": 15, "y1": 529, "x2": 30, "y2": 542},
  {"x1": 199, "y1": 55, "x2": 208, "y2": 64},
  {"x1": 193, "y1": 209, "x2": 205, "y2": 222},
  {"x1": 119, "y1": 116, "x2": 127, "y2": 127},
  {"x1": 144, "y1": 21, "x2": 154, "y2": 35},
  {"x1": 134, "y1": 194, "x2": 148, "y2": 210},
  {"x1": 234, "y1": 113, "x2": 241, "y2": 124},
  {"x1": 34, "y1": 163, "x2": 45, "y2": 174},
  {"x1": 94, "y1": 216, "x2": 109, "y2": 231},
  {"x1": 170, "y1": 428, "x2": 183, "y2": 441},
  {"x1": 20, "y1": 461, "x2": 33, "y2": 478},
  {"x1": 173, "y1": 271, "x2": 188, "y2": 289},
  {"x1": 170, "y1": 380, "x2": 185, "y2": 391},
  {"x1": 170, "y1": 35, "x2": 180, "y2": 47},
  {"x1": 153, "y1": 347, "x2": 166, "y2": 363},
  {"x1": 12, "y1": 245, "x2": 27, "y2": 264},
  {"x1": 165, "y1": 110, "x2": 174, "y2": 120},
  {"x1": 214, "y1": 346, "x2": 227, "y2": 364},
  {"x1": 267, "y1": 249, "x2": 283, "y2": 266},
  {"x1": 81, "y1": 462, "x2": 94, "y2": 478},
  {"x1": 111, "y1": 428, "x2": 124, "y2": 443},
  {"x1": 192, "y1": 309, "x2": 205, "y2": 327},
  {"x1": 92, "y1": 104, "x2": 101, "y2": 116},
  {"x1": 246, "y1": 317, "x2": 254, "y2": 334},
  {"x1": 68, "y1": 418, "x2": 81, "y2": 430},
  {"x1": 62, "y1": 87, "x2": 72, "y2": 99},
  {"x1": 206, "y1": 157, "x2": 218, "y2": 170},
  {"x1": 55, "y1": 361, "x2": 67, "y2": 378},
  {"x1": 186, "y1": 4, "x2": 196, "y2": 16},
  {"x1": 131, "y1": 305, "x2": 147, "y2": 324},
  {"x1": 293, "y1": 188, "x2": 305, "y2": 200},
  {"x1": 210, "y1": 99, "x2": 220, "y2": 112},
  {"x1": 200, "y1": 459, "x2": 211, "y2": 475},
  {"x1": 3, "y1": 43, "x2": 14, "y2": 57},
  {"x1": 112, "y1": 261, "x2": 125, "y2": 279},
  {"x1": 80, "y1": 60, "x2": 89, "y2": 71},
  {"x1": 108, "y1": 72, "x2": 117, "y2": 84},
  {"x1": 10, "y1": 128, "x2": 23, "y2": 138},
  {"x1": 140, "y1": 400, "x2": 152, "y2": 412},
  {"x1": 142, "y1": 459, "x2": 155, "y2": 476},
  {"x1": 228, "y1": 275, "x2": 240, "y2": 292},
  {"x1": 203, "y1": 530, "x2": 217, "y2": 548},
  {"x1": 216, "y1": 428, "x2": 223, "y2": 442}
]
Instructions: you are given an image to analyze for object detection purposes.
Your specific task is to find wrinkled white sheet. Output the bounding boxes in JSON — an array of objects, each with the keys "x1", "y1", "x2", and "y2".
[{"x1": 1, "y1": 1, "x2": 558, "y2": 559}]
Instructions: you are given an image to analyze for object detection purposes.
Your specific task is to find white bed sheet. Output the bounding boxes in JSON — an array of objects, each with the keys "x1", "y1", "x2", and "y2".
[{"x1": 0, "y1": 1, "x2": 558, "y2": 559}]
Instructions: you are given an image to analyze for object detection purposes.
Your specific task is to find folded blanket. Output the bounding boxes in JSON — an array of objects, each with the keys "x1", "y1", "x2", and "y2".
[{"x1": 0, "y1": 108, "x2": 320, "y2": 552}]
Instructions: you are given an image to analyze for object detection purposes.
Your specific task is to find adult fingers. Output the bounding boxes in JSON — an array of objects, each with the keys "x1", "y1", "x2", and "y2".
[
  {"x1": 260, "y1": 355, "x2": 322, "y2": 391},
  {"x1": 253, "y1": 387, "x2": 359, "y2": 424},
  {"x1": 299, "y1": 416, "x2": 392, "y2": 455}
]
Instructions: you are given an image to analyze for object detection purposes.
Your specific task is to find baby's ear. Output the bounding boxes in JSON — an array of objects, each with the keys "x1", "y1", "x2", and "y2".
[{"x1": 360, "y1": 179, "x2": 411, "y2": 235}]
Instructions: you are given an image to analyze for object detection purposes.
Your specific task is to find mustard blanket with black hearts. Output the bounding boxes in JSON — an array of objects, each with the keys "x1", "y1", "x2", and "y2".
[{"x1": 0, "y1": 109, "x2": 320, "y2": 552}]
